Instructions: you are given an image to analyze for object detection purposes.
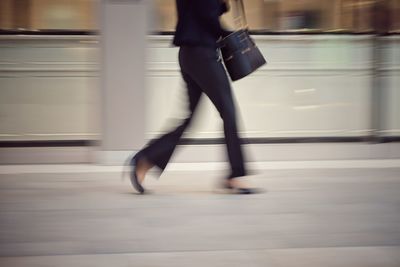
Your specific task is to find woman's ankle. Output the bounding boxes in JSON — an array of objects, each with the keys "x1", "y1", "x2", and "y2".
[{"x1": 136, "y1": 158, "x2": 153, "y2": 183}]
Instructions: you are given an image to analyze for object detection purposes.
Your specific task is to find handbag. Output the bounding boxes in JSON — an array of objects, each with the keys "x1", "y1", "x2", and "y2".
[{"x1": 218, "y1": 0, "x2": 267, "y2": 81}]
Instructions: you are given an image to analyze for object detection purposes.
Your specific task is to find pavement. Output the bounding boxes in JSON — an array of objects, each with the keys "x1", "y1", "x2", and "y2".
[{"x1": 0, "y1": 165, "x2": 400, "y2": 266}]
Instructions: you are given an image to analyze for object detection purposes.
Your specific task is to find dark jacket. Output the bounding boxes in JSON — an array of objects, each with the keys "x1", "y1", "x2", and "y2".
[{"x1": 173, "y1": 0, "x2": 230, "y2": 48}]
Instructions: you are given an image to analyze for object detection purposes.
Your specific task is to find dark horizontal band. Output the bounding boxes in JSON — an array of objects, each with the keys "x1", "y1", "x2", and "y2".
[
  {"x1": 156, "y1": 31, "x2": 399, "y2": 36},
  {"x1": 1, "y1": 30, "x2": 398, "y2": 36},
  {"x1": 1, "y1": 136, "x2": 399, "y2": 148},
  {"x1": 178, "y1": 136, "x2": 391, "y2": 145},
  {"x1": 0, "y1": 30, "x2": 98, "y2": 35},
  {"x1": 0, "y1": 140, "x2": 97, "y2": 148}
]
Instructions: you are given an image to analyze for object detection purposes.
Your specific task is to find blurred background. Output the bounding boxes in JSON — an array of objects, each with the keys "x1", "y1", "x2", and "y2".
[
  {"x1": 0, "y1": 2, "x2": 400, "y2": 266},
  {"x1": 0, "y1": 0, "x2": 399, "y2": 164},
  {"x1": 1, "y1": 0, "x2": 399, "y2": 32}
]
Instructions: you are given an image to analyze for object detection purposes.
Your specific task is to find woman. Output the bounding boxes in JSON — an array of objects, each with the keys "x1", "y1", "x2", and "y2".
[{"x1": 128, "y1": 0, "x2": 257, "y2": 194}]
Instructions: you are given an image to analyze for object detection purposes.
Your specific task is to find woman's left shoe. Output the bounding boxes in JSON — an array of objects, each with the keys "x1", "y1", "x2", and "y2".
[{"x1": 128, "y1": 154, "x2": 145, "y2": 194}]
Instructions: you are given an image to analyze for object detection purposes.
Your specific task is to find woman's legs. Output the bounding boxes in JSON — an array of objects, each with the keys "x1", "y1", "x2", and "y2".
[
  {"x1": 136, "y1": 46, "x2": 247, "y2": 185},
  {"x1": 179, "y1": 46, "x2": 246, "y2": 179},
  {"x1": 137, "y1": 68, "x2": 203, "y2": 173}
]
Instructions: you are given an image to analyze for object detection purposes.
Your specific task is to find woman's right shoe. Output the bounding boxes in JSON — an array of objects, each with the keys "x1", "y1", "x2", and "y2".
[
  {"x1": 231, "y1": 187, "x2": 260, "y2": 195},
  {"x1": 128, "y1": 154, "x2": 145, "y2": 194},
  {"x1": 222, "y1": 179, "x2": 261, "y2": 195}
]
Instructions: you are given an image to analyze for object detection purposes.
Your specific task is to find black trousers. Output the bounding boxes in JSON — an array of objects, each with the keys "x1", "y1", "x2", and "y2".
[{"x1": 140, "y1": 46, "x2": 246, "y2": 179}]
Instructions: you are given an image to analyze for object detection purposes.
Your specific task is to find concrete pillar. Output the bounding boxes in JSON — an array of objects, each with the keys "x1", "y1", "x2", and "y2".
[{"x1": 100, "y1": 0, "x2": 148, "y2": 164}]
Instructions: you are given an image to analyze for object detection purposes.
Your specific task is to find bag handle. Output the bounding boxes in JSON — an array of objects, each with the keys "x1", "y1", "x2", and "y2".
[{"x1": 231, "y1": 0, "x2": 248, "y2": 30}]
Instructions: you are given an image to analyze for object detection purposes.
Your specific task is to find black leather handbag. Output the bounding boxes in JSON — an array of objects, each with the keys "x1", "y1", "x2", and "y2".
[{"x1": 219, "y1": 0, "x2": 266, "y2": 81}]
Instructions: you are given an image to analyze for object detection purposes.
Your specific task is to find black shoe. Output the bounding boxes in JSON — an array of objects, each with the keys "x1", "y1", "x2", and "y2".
[
  {"x1": 128, "y1": 154, "x2": 145, "y2": 194},
  {"x1": 231, "y1": 187, "x2": 260, "y2": 195},
  {"x1": 223, "y1": 179, "x2": 262, "y2": 195}
]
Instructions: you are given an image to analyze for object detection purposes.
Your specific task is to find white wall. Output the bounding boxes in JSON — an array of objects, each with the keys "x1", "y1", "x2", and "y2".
[
  {"x1": 0, "y1": 35, "x2": 100, "y2": 141},
  {"x1": 380, "y1": 36, "x2": 400, "y2": 137},
  {"x1": 146, "y1": 35, "x2": 397, "y2": 139},
  {"x1": 0, "y1": 35, "x2": 399, "y2": 142}
]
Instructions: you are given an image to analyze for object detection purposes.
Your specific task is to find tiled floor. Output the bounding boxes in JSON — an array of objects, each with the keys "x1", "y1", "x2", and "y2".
[{"x1": 0, "y1": 166, "x2": 400, "y2": 266}]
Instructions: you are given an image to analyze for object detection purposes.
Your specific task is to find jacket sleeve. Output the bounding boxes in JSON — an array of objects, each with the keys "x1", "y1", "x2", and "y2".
[
  {"x1": 193, "y1": 0, "x2": 230, "y2": 38},
  {"x1": 220, "y1": 2, "x2": 229, "y2": 14}
]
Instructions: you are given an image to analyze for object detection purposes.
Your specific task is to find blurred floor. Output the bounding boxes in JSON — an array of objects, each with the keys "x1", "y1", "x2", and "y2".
[{"x1": 0, "y1": 164, "x2": 400, "y2": 267}]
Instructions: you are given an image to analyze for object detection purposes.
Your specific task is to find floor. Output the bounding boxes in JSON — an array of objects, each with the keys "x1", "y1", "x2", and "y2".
[{"x1": 0, "y1": 165, "x2": 400, "y2": 266}]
